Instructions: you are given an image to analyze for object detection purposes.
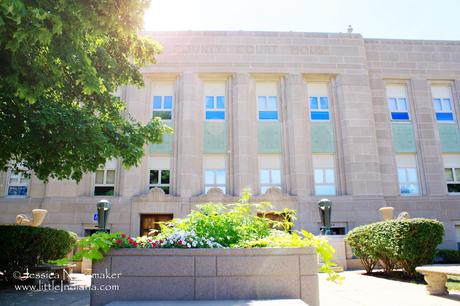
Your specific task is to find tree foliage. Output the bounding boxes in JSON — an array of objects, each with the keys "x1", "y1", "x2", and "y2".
[{"x1": 0, "y1": 0, "x2": 170, "y2": 181}]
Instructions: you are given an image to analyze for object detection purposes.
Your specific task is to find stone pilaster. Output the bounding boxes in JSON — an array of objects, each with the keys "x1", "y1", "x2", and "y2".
[
  {"x1": 283, "y1": 74, "x2": 311, "y2": 197},
  {"x1": 335, "y1": 74, "x2": 383, "y2": 196},
  {"x1": 230, "y1": 73, "x2": 258, "y2": 195},
  {"x1": 120, "y1": 85, "x2": 149, "y2": 197},
  {"x1": 369, "y1": 77, "x2": 399, "y2": 196},
  {"x1": 411, "y1": 78, "x2": 446, "y2": 195},
  {"x1": 176, "y1": 73, "x2": 203, "y2": 197}
]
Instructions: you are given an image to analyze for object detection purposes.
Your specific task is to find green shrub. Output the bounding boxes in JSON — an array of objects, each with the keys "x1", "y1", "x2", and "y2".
[
  {"x1": 0, "y1": 225, "x2": 77, "y2": 283},
  {"x1": 346, "y1": 218, "x2": 444, "y2": 276},
  {"x1": 345, "y1": 225, "x2": 378, "y2": 273},
  {"x1": 437, "y1": 249, "x2": 460, "y2": 263}
]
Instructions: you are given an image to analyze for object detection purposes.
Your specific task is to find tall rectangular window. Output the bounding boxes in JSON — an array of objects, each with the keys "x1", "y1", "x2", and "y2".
[
  {"x1": 151, "y1": 81, "x2": 174, "y2": 120},
  {"x1": 205, "y1": 96, "x2": 225, "y2": 120},
  {"x1": 94, "y1": 159, "x2": 117, "y2": 196},
  {"x1": 258, "y1": 96, "x2": 278, "y2": 120},
  {"x1": 149, "y1": 170, "x2": 170, "y2": 194},
  {"x1": 6, "y1": 170, "x2": 29, "y2": 197},
  {"x1": 152, "y1": 96, "x2": 173, "y2": 120},
  {"x1": 309, "y1": 96, "x2": 330, "y2": 120},
  {"x1": 386, "y1": 85, "x2": 410, "y2": 121},
  {"x1": 94, "y1": 169, "x2": 116, "y2": 196},
  {"x1": 203, "y1": 155, "x2": 226, "y2": 193},
  {"x1": 431, "y1": 85, "x2": 455, "y2": 122},
  {"x1": 256, "y1": 82, "x2": 279, "y2": 121},
  {"x1": 149, "y1": 156, "x2": 171, "y2": 194},
  {"x1": 443, "y1": 154, "x2": 460, "y2": 193},
  {"x1": 204, "y1": 82, "x2": 226, "y2": 121},
  {"x1": 388, "y1": 97, "x2": 409, "y2": 120},
  {"x1": 308, "y1": 83, "x2": 330, "y2": 121},
  {"x1": 396, "y1": 154, "x2": 419, "y2": 196},
  {"x1": 312, "y1": 155, "x2": 336, "y2": 196},
  {"x1": 259, "y1": 155, "x2": 281, "y2": 194}
]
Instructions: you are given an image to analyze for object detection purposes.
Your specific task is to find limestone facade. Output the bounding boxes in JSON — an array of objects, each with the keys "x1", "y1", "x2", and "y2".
[{"x1": 1, "y1": 31, "x2": 460, "y2": 248}]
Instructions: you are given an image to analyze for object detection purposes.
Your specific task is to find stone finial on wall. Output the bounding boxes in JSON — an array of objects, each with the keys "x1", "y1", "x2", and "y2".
[
  {"x1": 134, "y1": 187, "x2": 178, "y2": 203},
  {"x1": 16, "y1": 209, "x2": 48, "y2": 227},
  {"x1": 252, "y1": 187, "x2": 298, "y2": 211},
  {"x1": 193, "y1": 187, "x2": 235, "y2": 203},
  {"x1": 396, "y1": 211, "x2": 410, "y2": 220},
  {"x1": 378, "y1": 207, "x2": 394, "y2": 221}
]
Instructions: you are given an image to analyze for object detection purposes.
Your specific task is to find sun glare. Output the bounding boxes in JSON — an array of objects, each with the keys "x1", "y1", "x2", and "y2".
[{"x1": 144, "y1": 0, "x2": 201, "y2": 31}]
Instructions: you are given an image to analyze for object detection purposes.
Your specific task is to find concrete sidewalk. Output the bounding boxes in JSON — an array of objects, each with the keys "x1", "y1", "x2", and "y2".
[
  {"x1": 1, "y1": 272, "x2": 460, "y2": 306},
  {"x1": 319, "y1": 270, "x2": 460, "y2": 306},
  {"x1": 0, "y1": 273, "x2": 91, "y2": 306}
]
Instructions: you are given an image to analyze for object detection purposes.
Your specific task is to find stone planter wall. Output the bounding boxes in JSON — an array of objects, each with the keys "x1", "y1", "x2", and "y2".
[{"x1": 90, "y1": 247, "x2": 319, "y2": 306}]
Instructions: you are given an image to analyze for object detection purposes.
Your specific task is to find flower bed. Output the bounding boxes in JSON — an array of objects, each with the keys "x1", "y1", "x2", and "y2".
[{"x1": 65, "y1": 191, "x2": 340, "y2": 306}]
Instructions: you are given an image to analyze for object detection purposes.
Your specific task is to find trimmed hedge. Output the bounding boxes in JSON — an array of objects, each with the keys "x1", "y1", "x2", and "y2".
[
  {"x1": 346, "y1": 218, "x2": 444, "y2": 276},
  {"x1": 0, "y1": 225, "x2": 77, "y2": 283},
  {"x1": 437, "y1": 249, "x2": 460, "y2": 264}
]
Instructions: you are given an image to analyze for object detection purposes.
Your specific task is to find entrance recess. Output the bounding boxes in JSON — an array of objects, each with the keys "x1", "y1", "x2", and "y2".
[{"x1": 139, "y1": 213, "x2": 173, "y2": 236}]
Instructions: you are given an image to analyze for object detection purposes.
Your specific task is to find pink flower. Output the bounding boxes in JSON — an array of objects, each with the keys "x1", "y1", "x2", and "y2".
[
  {"x1": 121, "y1": 233, "x2": 126, "y2": 238},
  {"x1": 115, "y1": 239, "x2": 122, "y2": 244},
  {"x1": 177, "y1": 240, "x2": 183, "y2": 246}
]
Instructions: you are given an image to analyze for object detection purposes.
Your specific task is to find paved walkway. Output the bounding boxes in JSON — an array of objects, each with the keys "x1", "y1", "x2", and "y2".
[
  {"x1": 1, "y1": 272, "x2": 460, "y2": 306},
  {"x1": 319, "y1": 270, "x2": 460, "y2": 306},
  {"x1": 0, "y1": 273, "x2": 90, "y2": 306}
]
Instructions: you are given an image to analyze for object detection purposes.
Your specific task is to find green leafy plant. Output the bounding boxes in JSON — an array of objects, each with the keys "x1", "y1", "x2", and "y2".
[
  {"x1": 238, "y1": 230, "x2": 343, "y2": 282},
  {"x1": 0, "y1": 225, "x2": 77, "y2": 283},
  {"x1": 159, "y1": 201, "x2": 272, "y2": 247}
]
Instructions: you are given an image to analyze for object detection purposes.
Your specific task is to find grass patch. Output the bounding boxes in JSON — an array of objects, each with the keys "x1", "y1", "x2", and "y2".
[
  {"x1": 447, "y1": 276, "x2": 460, "y2": 292},
  {"x1": 364, "y1": 270, "x2": 460, "y2": 292}
]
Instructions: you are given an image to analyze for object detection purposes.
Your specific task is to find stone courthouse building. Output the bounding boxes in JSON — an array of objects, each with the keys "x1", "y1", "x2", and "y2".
[{"x1": 1, "y1": 31, "x2": 460, "y2": 248}]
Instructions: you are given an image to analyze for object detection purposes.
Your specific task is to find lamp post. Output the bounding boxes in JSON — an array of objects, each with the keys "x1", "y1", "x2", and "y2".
[
  {"x1": 96, "y1": 199, "x2": 111, "y2": 232},
  {"x1": 318, "y1": 198, "x2": 333, "y2": 235}
]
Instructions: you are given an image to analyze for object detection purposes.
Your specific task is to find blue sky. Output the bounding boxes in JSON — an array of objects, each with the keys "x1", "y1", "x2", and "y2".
[{"x1": 145, "y1": 0, "x2": 460, "y2": 40}]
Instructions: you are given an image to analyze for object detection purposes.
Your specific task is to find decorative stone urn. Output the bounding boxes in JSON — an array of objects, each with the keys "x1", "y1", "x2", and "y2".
[
  {"x1": 378, "y1": 207, "x2": 394, "y2": 221},
  {"x1": 16, "y1": 209, "x2": 48, "y2": 226}
]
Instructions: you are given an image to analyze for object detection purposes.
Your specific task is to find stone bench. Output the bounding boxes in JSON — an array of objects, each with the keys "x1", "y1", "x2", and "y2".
[
  {"x1": 105, "y1": 300, "x2": 308, "y2": 306},
  {"x1": 416, "y1": 264, "x2": 460, "y2": 295}
]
